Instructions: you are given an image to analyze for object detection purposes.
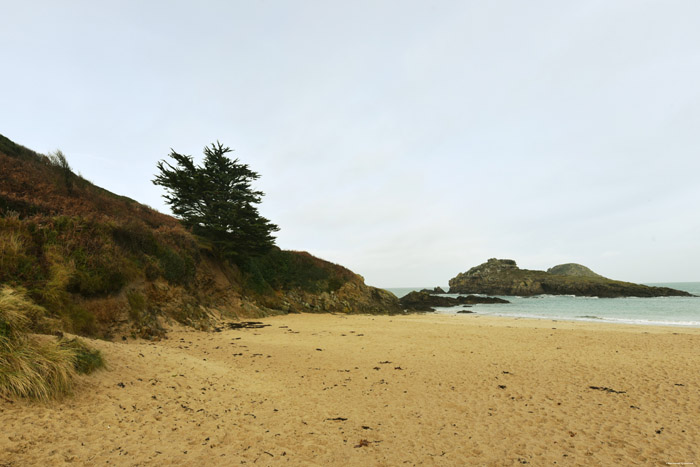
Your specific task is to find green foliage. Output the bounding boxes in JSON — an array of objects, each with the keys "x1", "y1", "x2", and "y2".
[
  {"x1": 58, "y1": 338, "x2": 105, "y2": 374},
  {"x1": 66, "y1": 246, "x2": 129, "y2": 296},
  {"x1": 153, "y1": 141, "x2": 279, "y2": 261},
  {"x1": 245, "y1": 249, "x2": 354, "y2": 294},
  {"x1": 157, "y1": 247, "x2": 196, "y2": 285}
]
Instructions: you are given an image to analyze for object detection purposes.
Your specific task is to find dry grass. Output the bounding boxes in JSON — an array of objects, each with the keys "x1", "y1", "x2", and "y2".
[
  {"x1": 0, "y1": 337, "x2": 76, "y2": 401},
  {"x1": 0, "y1": 286, "x2": 103, "y2": 401},
  {"x1": 0, "y1": 286, "x2": 47, "y2": 337},
  {"x1": 0, "y1": 229, "x2": 24, "y2": 260}
]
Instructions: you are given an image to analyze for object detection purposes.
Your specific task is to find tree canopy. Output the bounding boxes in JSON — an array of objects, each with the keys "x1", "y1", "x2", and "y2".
[{"x1": 153, "y1": 142, "x2": 279, "y2": 260}]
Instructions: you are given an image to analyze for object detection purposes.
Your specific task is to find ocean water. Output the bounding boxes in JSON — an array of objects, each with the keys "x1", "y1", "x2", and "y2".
[{"x1": 384, "y1": 283, "x2": 700, "y2": 328}]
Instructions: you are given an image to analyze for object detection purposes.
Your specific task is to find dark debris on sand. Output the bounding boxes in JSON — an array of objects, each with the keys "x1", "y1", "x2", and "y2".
[
  {"x1": 226, "y1": 321, "x2": 271, "y2": 330},
  {"x1": 589, "y1": 386, "x2": 626, "y2": 394}
]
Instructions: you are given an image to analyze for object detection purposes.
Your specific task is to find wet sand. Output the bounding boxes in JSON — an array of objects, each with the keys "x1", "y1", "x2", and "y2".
[{"x1": 1, "y1": 313, "x2": 699, "y2": 465}]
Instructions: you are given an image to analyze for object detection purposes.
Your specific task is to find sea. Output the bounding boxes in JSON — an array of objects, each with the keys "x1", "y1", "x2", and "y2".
[{"x1": 384, "y1": 283, "x2": 700, "y2": 328}]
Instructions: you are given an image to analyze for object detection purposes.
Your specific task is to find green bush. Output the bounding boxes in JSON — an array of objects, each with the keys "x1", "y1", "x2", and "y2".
[
  {"x1": 157, "y1": 247, "x2": 196, "y2": 285},
  {"x1": 246, "y1": 249, "x2": 353, "y2": 294},
  {"x1": 58, "y1": 338, "x2": 105, "y2": 374},
  {"x1": 66, "y1": 245, "x2": 128, "y2": 297}
]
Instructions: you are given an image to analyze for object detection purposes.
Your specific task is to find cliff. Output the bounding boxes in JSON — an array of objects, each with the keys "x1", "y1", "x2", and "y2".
[
  {"x1": 0, "y1": 134, "x2": 401, "y2": 339},
  {"x1": 448, "y1": 258, "x2": 692, "y2": 298}
]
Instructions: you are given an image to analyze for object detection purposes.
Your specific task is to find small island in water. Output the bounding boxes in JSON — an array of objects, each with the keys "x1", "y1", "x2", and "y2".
[{"x1": 448, "y1": 258, "x2": 693, "y2": 298}]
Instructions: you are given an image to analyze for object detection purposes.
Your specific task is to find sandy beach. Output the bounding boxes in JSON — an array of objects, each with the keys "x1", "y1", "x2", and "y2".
[{"x1": 1, "y1": 313, "x2": 699, "y2": 466}]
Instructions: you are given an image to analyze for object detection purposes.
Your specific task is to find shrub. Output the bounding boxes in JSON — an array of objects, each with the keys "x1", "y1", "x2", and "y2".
[
  {"x1": 246, "y1": 249, "x2": 354, "y2": 294},
  {"x1": 66, "y1": 245, "x2": 129, "y2": 297},
  {"x1": 58, "y1": 338, "x2": 105, "y2": 374},
  {"x1": 157, "y1": 247, "x2": 196, "y2": 285}
]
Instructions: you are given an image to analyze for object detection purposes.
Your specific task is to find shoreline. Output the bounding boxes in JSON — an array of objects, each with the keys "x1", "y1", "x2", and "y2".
[
  {"x1": 399, "y1": 311, "x2": 700, "y2": 334},
  {"x1": 429, "y1": 310, "x2": 700, "y2": 329},
  {"x1": 388, "y1": 282, "x2": 700, "y2": 330},
  {"x1": 2, "y1": 312, "x2": 698, "y2": 465}
]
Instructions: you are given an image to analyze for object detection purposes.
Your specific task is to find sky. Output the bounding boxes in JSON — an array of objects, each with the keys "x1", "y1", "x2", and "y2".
[{"x1": 2, "y1": 0, "x2": 699, "y2": 286}]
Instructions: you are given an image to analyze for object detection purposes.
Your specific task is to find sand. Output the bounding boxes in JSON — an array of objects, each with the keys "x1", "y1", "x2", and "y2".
[{"x1": 1, "y1": 313, "x2": 699, "y2": 466}]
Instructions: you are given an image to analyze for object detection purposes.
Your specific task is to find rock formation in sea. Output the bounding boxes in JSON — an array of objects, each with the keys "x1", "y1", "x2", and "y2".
[
  {"x1": 418, "y1": 286, "x2": 446, "y2": 294},
  {"x1": 399, "y1": 290, "x2": 509, "y2": 312},
  {"x1": 448, "y1": 258, "x2": 693, "y2": 298}
]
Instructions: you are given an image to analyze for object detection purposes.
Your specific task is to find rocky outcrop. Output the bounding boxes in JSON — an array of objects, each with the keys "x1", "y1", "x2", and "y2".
[
  {"x1": 399, "y1": 291, "x2": 508, "y2": 312},
  {"x1": 448, "y1": 258, "x2": 693, "y2": 298},
  {"x1": 419, "y1": 286, "x2": 446, "y2": 294},
  {"x1": 265, "y1": 276, "x2": 402, "y2": 315}
]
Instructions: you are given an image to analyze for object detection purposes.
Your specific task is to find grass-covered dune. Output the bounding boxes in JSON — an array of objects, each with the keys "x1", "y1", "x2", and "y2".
[{"x1": 0, "y1": 134, "x2": 400, "y2": 342}]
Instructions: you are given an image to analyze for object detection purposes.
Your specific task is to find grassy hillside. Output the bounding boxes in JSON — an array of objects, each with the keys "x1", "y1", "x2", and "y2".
[{"x1": 0, "y1": 134, "x2": 400, "y2": 339}]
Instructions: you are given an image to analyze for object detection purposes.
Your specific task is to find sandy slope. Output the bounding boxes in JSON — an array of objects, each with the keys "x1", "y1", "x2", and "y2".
[{"x1": 1, "y1": 314, "x2": 699, "y2": 466}]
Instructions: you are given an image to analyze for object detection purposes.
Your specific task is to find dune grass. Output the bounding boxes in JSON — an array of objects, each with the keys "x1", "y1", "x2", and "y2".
[{"x1": 0, "y1": 286, "x2": 104, "y2": 401}]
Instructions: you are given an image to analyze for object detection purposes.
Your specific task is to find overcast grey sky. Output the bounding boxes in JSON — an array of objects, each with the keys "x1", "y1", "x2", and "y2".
[{"x1": 3, "y1": 1, "x2": 699, "y2": 286}]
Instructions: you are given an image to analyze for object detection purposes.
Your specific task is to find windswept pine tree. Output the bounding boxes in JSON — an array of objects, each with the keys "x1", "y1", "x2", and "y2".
[{"x1": 153, "y1": 142, "x2": 279, "y2": 261}]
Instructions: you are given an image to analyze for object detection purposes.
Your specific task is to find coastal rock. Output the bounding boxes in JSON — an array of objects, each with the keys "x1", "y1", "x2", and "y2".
[
  {"x1": 448, "y1": 258, "x2": 693, "y2": 298},
  {"x1": 399, "y1": 290, "x2": 508, "y2": 312},
  {"x1": 419, "y1": 286, "x2": 446, "y2": 294},
  {"x1": 272, "y1": 277, "x2": 403, "y2": 315}
]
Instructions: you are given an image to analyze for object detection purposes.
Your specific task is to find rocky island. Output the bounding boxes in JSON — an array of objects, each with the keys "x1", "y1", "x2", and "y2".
[{"x1": 448, "y1": 258, "x2": 693, "y2": 298}]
